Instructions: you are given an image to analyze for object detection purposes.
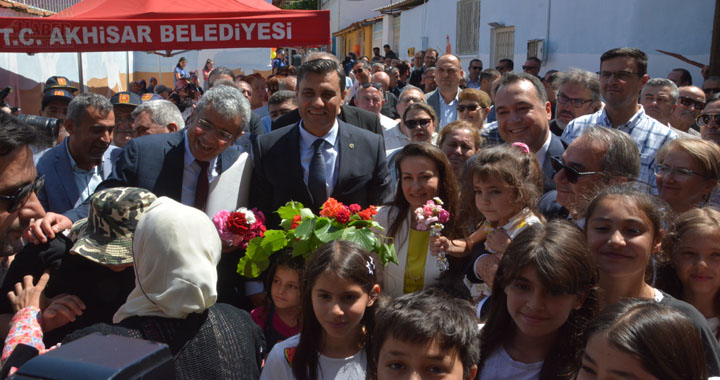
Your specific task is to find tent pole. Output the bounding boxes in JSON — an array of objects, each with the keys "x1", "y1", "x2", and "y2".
[
  {"x1": 77, "y1": 52, "x2": 84, "y2": 93},
  {"x1": 126, "y1": 51, "x2": 130, "y2": 92}
]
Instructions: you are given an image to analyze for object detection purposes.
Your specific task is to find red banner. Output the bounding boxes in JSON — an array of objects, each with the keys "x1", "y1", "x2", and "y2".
[{"x1": 0, "y1": 11, "x2": 330, "y2": 53}]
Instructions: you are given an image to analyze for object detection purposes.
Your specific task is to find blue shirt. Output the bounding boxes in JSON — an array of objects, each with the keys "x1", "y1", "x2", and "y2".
[
  {"x1": 64, "y1": 141, "x2": 104, "y2": 207},
  {"x1": 561, "y1": 106, "x2": 677, "y2": 192},
  {"x1": 299, "y1": 120, "x2": 339, "y2": 197}
]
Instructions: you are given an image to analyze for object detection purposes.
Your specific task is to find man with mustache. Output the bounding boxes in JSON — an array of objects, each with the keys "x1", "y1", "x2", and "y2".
[
  {"x1": 36, "y1": 94, "x2": 118, "y2": 214},
  {"x1": 550, "y1": 69, "x2": 602, "y2": 136},
  {"x1": 669, "y1": 86, "x2": 705, "y2": 136}
]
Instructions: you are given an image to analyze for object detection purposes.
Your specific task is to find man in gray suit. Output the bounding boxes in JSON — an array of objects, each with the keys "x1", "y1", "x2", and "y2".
[
  {"x1": 36, "y1": 93, "x2": 118, "y2": 215},
  {"x1": 425, "y1": 54, "x2": 464, "y2": 130}
]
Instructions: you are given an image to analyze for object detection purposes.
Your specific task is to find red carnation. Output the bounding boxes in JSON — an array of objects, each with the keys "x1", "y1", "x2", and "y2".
[
  {"x1": 226, "y1": 212, "x2": 249, "y2": 234},
  {"x1": 335, "y1": 208, "x2": 351, "y2": 224},
  {"x1": 348, "y1": 204, "x2": 362, "y2": 214},
  {"x1": 290, "y1": 215, "x2": 302, "y2": 229}
]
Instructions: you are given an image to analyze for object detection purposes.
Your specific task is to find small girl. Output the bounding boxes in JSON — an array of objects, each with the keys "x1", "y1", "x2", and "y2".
[
  {"x1": 584, "y1": 184, "x2": 720, "y2": 375},
  {"x1": 656, "y1": 207, "x2": 720, "y2": 339},
  {"x1": 260, "y1": 240, "x2": 381, "y2": 380},
  {"x1": 251, "y1": 252, "x2": 304, "y2": 353},
  {"x1": 435, "y1": 143, "x2": 544, "y2": 304},
  {"x1": 578, "y1": 299, "x2": 708, "y2": 380},
  {"x1": 478, "y1": 220, "x2": 597, "y2": 380}
]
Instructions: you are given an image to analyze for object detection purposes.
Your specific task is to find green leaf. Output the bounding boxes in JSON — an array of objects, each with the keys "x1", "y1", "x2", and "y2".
[
  {"x1": 315, "y1": 218, "x2": 343, "y2": 242},
  {"x1": 294, "y1": 218, "x2": 315, "y2": 239},
  {"x1": 259, "y1": 230, "x2": 287, "y2": 252},
  {"x1": 276, "y1": 201, "x2": 305, "y2": 221},
  {"x1": 244, "y1": 238, "x2": 264, "y2": 259},
  {"x1": 237, "y1": 255, "x2": 270, "y2": 278},
  {"x1": 379, "y1": 242, "x2": 399, "y2": 265},
  {"x1": 342, "y1": 227, "x2": 376, "y2": 251},
  {"x1": 292, "y1": 236, "x2": 312, "y2": 258}
]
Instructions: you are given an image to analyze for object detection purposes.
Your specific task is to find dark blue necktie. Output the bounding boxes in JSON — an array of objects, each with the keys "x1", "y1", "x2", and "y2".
[{"x1": 308, "y1": 139, "x2": 327, "y2": 208}]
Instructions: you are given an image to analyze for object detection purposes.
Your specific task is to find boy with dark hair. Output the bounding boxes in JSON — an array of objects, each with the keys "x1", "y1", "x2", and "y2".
[{"x1": 369, "y1": 289, "x2": 480, "y2": 380}]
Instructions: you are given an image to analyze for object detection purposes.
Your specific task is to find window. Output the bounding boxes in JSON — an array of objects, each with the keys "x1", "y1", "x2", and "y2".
[
  {"x1": 456, "y1": 0, "x2": 481, "y2": 55},
  {"x1": 392, "y1": 15, "x2": 401, "y2": 56},
  {"x1": 491, "y1": 26, "x2": 515, "y2": 68},
  {"x1": 372, "y1": 22, "x2": 383, "y2": 52}
]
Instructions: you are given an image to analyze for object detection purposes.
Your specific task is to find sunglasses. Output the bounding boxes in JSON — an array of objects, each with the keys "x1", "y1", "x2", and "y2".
[
  {"x1": 678, "y1": 96, "x2": 705, "y2": 111},
  {"x1": 404, "y1": 118, "x2": 432, "y2": 129},
  {"x1": 522, "y1": 65, "x2": 538, "y2": 71},
  {"x1": 697, "y1": 113, "x2": 720, "y2": 127},
  {"x1": 354, "y1": 68, "x2": 364, "y2": 74},
  {"x1": 361, "y1": 82, "x2": 383, "y2": 90},
  {"x1": 704, "y1": 88, "x2": 720, "y2": 97},
  {"x1": 0, "y1": 176, "x2": 44, "y2": 212},
  {"x1": 470, "y1": 66, "x2": 483, "y2": 70},
  {"x1": 457, "y1": 104, "x2": 479, "y2": 112},
  {"x1": 550, "y1": 156, "x2": 599, "y2": 183}
]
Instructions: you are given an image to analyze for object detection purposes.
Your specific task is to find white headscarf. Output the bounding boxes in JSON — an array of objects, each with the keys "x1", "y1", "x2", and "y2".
[{"x1": 113, "y1": 197, "x2": 221, "y2": 323}]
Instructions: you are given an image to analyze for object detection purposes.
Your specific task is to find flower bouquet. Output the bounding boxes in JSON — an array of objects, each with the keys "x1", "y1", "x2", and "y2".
[
  {"x1": 212, "y1": 207, "x2": 266, "y2": 250},
  {"x1": 236, "y1": 198, "x2": 397, "y2": 278},
  {"x1": 414, "y1": 197, "x2": 450, "y2": 272}
]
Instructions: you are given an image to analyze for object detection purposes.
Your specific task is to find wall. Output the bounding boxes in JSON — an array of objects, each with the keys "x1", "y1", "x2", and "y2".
[
  {"x1": 397, "y1": 0, "x2": 456, "y2": 61},
  {"x1": 391, "y1": 0, "x2": 712, "y2": 86},
  {"x1": 478, "y1": 0, "x2": 713, "y2": 85},
  {"x1": 323, "y1": 0, "x2": 393, "y2": 33}
]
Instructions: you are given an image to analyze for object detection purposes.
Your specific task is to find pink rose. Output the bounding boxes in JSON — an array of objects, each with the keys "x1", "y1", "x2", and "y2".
[{"x1": 438, "y1": 209, "x2": 450, "y2": 223}]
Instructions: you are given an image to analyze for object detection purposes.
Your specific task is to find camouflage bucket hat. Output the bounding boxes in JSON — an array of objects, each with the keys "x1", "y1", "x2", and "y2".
[{"x1": 70, "y1": 187, "x2": 157, "y2": 265}]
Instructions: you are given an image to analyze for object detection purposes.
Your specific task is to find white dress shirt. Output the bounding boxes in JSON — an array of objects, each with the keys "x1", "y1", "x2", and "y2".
[{"x1": 181, "y1": 131, "x2": 219, "y2": 207}]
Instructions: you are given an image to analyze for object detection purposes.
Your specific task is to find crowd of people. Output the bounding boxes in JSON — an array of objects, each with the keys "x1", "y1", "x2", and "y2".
[{"x1": 0, "y1": 43, "x2": 719, "y2": 379}]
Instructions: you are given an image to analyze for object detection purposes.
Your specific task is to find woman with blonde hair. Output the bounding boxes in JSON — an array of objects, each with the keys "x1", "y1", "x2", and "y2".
[
  {"x1": 457, "y1": 88, "x2": 491, "y2": 132},
  {"x1": 655, "y1": 138, "x2": 720, "y2": 213}
]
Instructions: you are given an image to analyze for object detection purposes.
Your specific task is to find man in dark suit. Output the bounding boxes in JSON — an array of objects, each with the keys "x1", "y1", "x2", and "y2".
[
  {"x1": 494, "y1": 72, "x2": 566, "y2": 193},
  {"x1": 252, "y1": 58, "x2": 392, "y2": 227}
]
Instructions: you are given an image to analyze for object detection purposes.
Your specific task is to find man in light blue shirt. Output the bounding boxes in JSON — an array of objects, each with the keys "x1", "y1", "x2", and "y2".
[
  {"x1": 466, "y1": 59, "x2": 483, "y2": 89},
  {"x1": 562, "y1": 48, "x2": 677, "y2": 192},
  {"x1": 426, "y1": 54, "x2": 464, "y2": 130}
]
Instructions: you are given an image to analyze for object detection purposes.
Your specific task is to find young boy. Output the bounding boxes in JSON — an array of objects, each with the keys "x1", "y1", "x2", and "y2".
[{"x1": 370, "y1": 289, "x2": 480, "y2": 380}]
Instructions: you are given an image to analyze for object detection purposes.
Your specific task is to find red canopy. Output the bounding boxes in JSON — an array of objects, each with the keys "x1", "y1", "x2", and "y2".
[{"x1": 0, "y1": 0, "x2": 329, "y2": 53}]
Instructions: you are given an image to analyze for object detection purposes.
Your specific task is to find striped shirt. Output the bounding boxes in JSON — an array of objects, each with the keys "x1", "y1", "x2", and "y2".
[{"x1": 561, "y1": 106, "x2": 677, "y2": 193}]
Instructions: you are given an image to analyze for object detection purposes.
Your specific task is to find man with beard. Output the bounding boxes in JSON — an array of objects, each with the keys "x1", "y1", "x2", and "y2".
[
  {"x1": 550, "y1": 69, "x2": 602, "y2": 136},
  {"x1": 36, "y1": 94, "x2": 118, "y2": 214}
]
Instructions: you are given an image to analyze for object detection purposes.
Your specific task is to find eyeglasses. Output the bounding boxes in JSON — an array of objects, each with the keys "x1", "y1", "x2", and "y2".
[
  {"x1": 457, "y1": 104, "x2": 479, "y2": 112},
  {"x1": 550, "y1": 156, "x2": 599, "y2": 183},
  {"x1": 404, "y1": 118, "x2": 432, "y2": 129},
  {"x1": 0, "y1": 176, "x2": 44, "y2": 213},
  {"x1": 557, "y1": 93, "x2": 593, "y2": 108},
  {"x1": 704, "y1": 88, "x2": 720, "y2": 97},
  {"x1": 697, "y1": 113, "x2": 720, "y2": 127},
  {"x1": 597, "y1": 70, "x2": 640, "y2": 81},
  {"x1": 400, "y1": 96, "x2": 423, "y2": 104},
  {"x1": 470, "y1": 66, "x2": 483, "y2": 71},
  {"x1": 354, "y1": 68, "x2": 364, "y2": 74},
  {"x1": 678, "y1": 96, "x2": 705, "y2": 111},
  {"x1": 195, "y1": 119, "x2": 235, "y2": 143},
  {"x1": 361, "y1": 82, "x2": 383, "y2": 90},
  {"x1": 654, "y1": 164, "x2": 708, "y2": 179}
]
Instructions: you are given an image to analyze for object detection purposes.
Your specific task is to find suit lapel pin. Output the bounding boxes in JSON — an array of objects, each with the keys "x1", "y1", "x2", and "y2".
[{"x1": 349, "y1": 143, "x2": 355, "y2": 149}]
